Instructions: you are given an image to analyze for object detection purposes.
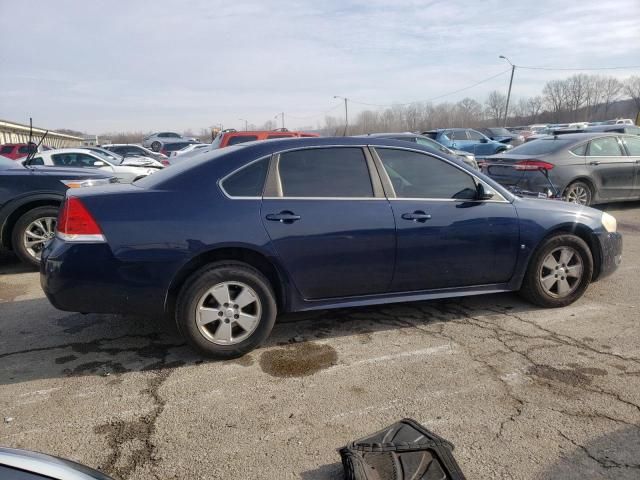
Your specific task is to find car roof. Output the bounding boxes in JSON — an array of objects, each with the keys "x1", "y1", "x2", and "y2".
[
  {"x1": 536, "y1": 132, "x2": 625, "y2": 140},
  {"x1": 356, "y1": 132, "x2": 421, "y2": 138},
  {"x1": 40, "y1": 148, "x2": 98, "y2": 154}
]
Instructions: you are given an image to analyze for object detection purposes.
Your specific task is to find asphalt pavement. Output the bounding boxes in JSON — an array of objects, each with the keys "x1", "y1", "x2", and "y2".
[{"x1": 0, "y1": 202, "x2": 639, "y2": 479}]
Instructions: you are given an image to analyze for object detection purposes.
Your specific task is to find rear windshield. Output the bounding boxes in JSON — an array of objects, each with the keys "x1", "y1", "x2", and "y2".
[
  {"x1": 508, "y1": 138, "x2": 574, "y2": 155},
  {"x1": 227, "y1": 135, "x2": 259, "y2": 146},
  {"x1": 0, "y1": 145, "x2": 14, "y2": 154}
]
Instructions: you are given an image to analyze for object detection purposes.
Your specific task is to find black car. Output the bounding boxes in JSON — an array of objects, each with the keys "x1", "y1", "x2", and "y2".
[
  {"x1": 0, "y1": 156, "x2": 114, "y2": 266},
  {"x1": 483, "y1": 132, "x2": 640, "y2": 206}
]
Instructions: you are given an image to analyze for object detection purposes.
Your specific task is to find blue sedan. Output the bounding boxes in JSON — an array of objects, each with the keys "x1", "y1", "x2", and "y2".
[
  {"x1": 41, "y1": 137, "x2": 622, "y2": 358},
  {"x1": 424, "y1": 128, "x2": 512, "y2": 156}
]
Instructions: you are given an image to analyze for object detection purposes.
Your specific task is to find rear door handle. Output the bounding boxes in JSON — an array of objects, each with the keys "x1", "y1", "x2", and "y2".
[
  {"x1": 265, "y1": 211, "x2": 301, "y2": 223},
  {"x1": 401, "y1": 211, "x2": 431, "y2": 222},
  {"x1": 589, "y1": 161, "x2": 600, "y2": 166}
]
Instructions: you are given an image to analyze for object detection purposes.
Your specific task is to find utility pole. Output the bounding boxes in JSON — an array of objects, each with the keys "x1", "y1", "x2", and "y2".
[
  {"x1": 333, "y1": 96, "x2": 349, "y2": 136},
  {"x1": 238, "y1": 118, "x2": 248, "y2": 131},
  {"x1": 499, "y1": 55, "x2": 515, "y2": 127},
  {"x1": 274, "y1": 112, "x2": 285, "y2": 129}
]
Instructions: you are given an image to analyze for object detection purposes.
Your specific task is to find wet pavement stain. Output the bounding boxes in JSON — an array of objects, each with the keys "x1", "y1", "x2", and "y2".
[
  {"x1": 528, "y1": 364, "x2": 608, "y2": 387},
  {"x1": 259, "y1": 342, "x2": 338, "y2": 378},
  {"x1": 55, "y1": 354, "x2": 78, "y2": 364}
]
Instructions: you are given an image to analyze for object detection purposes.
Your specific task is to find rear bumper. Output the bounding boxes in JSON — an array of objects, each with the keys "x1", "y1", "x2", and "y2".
[
  {"x1": 40, "y1": 238, "x2": 168, "y2": 316},
  {"x1": 593, "y1": 231, "x2": 622, "y2": 281}
]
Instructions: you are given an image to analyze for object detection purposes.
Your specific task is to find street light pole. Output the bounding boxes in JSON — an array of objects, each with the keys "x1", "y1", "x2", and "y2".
[
  {"x1": 333, "y1": 96, "x2": 348, "y2": 136},
  {"x1": 499, "y1": 55, "x2": 515, "y2": 127},
  {"x1": 274, "y1": 112, "x2": 285, "y2": 129},
  {"x1": 238, "y1": 118, "x2": 248, "y2": 131}
]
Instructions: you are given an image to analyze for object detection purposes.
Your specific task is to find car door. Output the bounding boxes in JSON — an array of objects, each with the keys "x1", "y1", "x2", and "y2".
[
  {"x1": 621, "y1": 135, "x2": 640, "y2": 198},
  {"x1": 586, "y1": 136, "x2": 635, "y2": 200},
  {"x1": 261, "y1": 146, "x2": 396, "y2": 299},
  {"x1": 373, "y1": 147, "x2": 520, "y2": 291},
  {"x1": 467, "y1": 129, "x2": 493, "y2": 155},
  {"x1": 448, "y1": 130, "x2": 473, "y2": 153}
]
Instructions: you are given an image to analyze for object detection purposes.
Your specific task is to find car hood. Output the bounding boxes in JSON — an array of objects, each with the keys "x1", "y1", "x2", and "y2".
[{"x1": 513, "y1": 195, "x2": 603, "y2": 226}]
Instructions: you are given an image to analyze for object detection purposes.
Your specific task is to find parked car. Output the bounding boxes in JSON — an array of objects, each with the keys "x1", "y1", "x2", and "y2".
[
  {"x1": 23, "y1": 148, "x2": 160, "y2": 183},
  {"x1": 75, "y1": 146, "x2": 165, "y2": 169},
  {"x1": 604, "y1": 119, "x2": 634, "y2": 126},
  {"x1": 482, "y1": 132, "x2": 640, "y2": 206},
  {"x1": 0, "y1": 155, "x2": 114, "y2": 266},
  {"x1": 160, "y1": 140, "x2": 199, "y2": 157},
  {"x1": 0, "y1": 446, "x2": 113, "y2": 479},
  {"x1": 142, "y1": 132, "x2": 189, "y2": 151},
  {"x1": 477, "y1": 127, "x2": 524, "y2": 146},
  {"x1": 0, "y1": 142, "x2": 38, "y2": 160},
  {"x1": 101, "y1": 144, "x2": 170, "y2": 165},
  {"x1": 165, "y1": 143, "x2": 212, "y2": 165},
  {"x1": 42, "y1": 137, "x2": 621, "y2": 358},
  {"x1": 211, "y1": 129, "x2": 319, "y2": 149},
  {"x1": 422, "y1": 128, "x2": 512, "y2": 156},
  {"x1": 357, "y1": 132, "x2": 478, "y2": 169}
]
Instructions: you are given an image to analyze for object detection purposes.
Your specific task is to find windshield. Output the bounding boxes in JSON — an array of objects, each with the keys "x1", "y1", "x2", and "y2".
[
  {"x1": 0, "y1": 156, "x2": 20, "y2": 169},
  {"x1": 91, "y1": 148, "x2": 123, "y2": 164},
  {"x1": 508, "y1": 138, "x2": 574, "y2": 155}
]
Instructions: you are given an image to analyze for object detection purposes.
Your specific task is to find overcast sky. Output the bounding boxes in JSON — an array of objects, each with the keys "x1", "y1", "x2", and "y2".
[{"x1": 1, "y1": 0, "x2": 638, "y2": 134}]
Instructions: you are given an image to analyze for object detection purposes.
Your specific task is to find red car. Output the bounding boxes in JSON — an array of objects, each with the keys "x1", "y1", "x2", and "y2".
[
  {"x1": 212, "y1": 129, "x2": 319, "y2": 149},
  {"x1": 0, "y1": 143, "x2": 37, "y2": 160}
]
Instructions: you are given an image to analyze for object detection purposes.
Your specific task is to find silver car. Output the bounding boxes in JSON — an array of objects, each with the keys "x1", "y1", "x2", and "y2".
[{"x1": 142, "y1": 132, "x2": 189, "y2": 151}]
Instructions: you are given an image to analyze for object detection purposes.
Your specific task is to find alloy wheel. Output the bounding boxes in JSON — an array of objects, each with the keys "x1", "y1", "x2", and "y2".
[
  {"x1": 195, "y1": 281, "x2": 262, "y2": 345},
  {"x1": 565, "y1": 185, "x2": 589, "y2": 205},
  {"x1": 23, "y1": 217, "x2": 57, "y2": 261},
  {"x1": 539, "y1": 247, "x2": 583, "y2": 298}
]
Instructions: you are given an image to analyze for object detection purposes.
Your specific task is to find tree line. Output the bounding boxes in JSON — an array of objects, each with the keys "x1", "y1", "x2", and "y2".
[{"x1": 320, "y1": 74, "x2": 640, "y2": 135}]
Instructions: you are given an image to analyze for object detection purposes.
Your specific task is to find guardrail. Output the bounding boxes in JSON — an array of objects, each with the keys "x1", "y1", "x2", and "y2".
[{"x1": 0, "y1": 119, "x2": 83, "y2": 148}]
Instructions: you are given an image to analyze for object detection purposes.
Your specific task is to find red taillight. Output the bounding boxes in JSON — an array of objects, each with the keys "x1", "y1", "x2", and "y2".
[
  {"x1": 514, "y1": 160, "x2": 554, "y2": 171},
  {"x1": 57, "y1": 197, "x2": 105, "y2": 241}
]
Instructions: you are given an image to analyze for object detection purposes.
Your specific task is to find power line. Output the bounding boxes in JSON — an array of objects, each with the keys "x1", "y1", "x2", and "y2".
[
  {"x1": 517, "y1": 64, "x2": 640, "y2": 71},
  {"x1": 348, "y1": 68, "x2": 512, "y2": 108}
]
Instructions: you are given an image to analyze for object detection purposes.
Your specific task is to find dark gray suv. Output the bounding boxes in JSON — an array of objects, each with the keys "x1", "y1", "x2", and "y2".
[{"x1": 484, "y1": 133, "x2": 640, "y2": 205}]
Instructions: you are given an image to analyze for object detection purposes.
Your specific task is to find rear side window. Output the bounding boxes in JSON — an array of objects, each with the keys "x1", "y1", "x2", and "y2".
[
  {"x1": 376, "y1": 148, "x2": 477, "y2": 200},
  {"x1": 448, "y1": 130, "x2": 467, "y2": 140},
  {"x1": 221, "y1": 157, "x2": 269, "y2": 197},
  {"x1": 570, "y1": 143, "x2": 587, "y2": 156},
  {"x1": 0, "y1": 145, "x2": 14, "y2": 154},
  {"x1": 623, "y1": 136, "x2": 640, "y2": 156},
  {"x1": 588, "y1": 137, "x2": 623, "y2": 156},
  {"x1": 278, "y1": 147, "x2": 373, "y2": 198},
  {"x1": 227, "y1": 135, "x2": 258, "y2": 146}
]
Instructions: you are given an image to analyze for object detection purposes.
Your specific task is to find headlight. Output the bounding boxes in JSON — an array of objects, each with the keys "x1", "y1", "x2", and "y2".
[
  {"x1": 601, "y1": 212, "x2": 617, "y2": 233},
  {"x1": 60, "y1": 178, "x2": 115, "y2": 188}
]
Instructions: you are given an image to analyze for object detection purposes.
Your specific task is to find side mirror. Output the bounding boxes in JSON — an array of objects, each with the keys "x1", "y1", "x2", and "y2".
[
  {"x1": 479, "y1": 138, "x2": 488, "y2": 143},
  {"x1": 93, "y1": 160, "x2": 107, "y2": 166},
  {"x1": 476, "y1": 183, "x2": 495, "y2": 200}
]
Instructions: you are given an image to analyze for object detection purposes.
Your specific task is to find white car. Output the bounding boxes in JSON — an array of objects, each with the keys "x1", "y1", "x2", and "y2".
[
  {"x1": 23, "y1": 148, "x2": 161, "y2": 183},
  {"x1": 604, "y1": 118, "x2": 634, "y2": 125},
  {"x1": 142, "y1": 132, "x2": 188, "y2": 151},
  {"x1": 168, "y1": 143, "x2": 210, "y2": 160}
]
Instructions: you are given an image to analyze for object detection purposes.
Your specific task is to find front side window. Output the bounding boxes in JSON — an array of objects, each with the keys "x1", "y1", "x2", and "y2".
[
  {"x1": 51, "y1": 153, "x2": 103, "y2": 167},
  {"x1": 227, "y1": 135, "x2": 258, "y2": 146},
  {"x1": 467, "y1": 130, "x2": 484, "y2": 141},
  {"x1": 278, "y1": 147, "x2": 373, "y2": 198},
  {"x1": 376, "y1": 148, "x2": 477, "y2": 200},
  {"x1": 588, "y1": 137, "x2": 623, "y2": 156},
  {"x1": 221, "y1": 157, "x2": 269, "y2": 197},
  {"x1": 26, "y1": 156, "x2": 44, "y2": 165}
]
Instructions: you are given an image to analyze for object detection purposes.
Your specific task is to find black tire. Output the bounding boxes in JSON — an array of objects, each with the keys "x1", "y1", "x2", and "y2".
[
  {"x1": 520, "y1": 234, "x2": 593, "y2": 308},
  {"x1": 175, "y1": 261, "x2": 277, "y2": 358},
  {"x1": 563, "y1": 181, "x2": 593, "y2": 206},
  {"x1": 11, "y1": 206, "x2": 59, "y2": 268},
  {"x1": 150, "y1": 141, "x2": 162, "y2": 152}
]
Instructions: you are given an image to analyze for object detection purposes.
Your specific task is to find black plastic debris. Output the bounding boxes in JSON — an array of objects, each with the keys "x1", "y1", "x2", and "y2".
[{"x1": 339, "y1": 418, "x2": 466, "y2": 480}]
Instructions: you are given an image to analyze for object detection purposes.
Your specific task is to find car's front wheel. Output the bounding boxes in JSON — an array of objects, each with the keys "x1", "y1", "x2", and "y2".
[
  {"x1": 11, "y1": 206, "x2": 59, "y2": 268},
  {"x1": 175, "y1": 262, "x2": 277, "y2": 358},
  {"x1": 150, "y1": 141, "x2": 162, "y2": 152},
  {"x1": 520, "y1": 234, "x2": 593, "y2": 307}
]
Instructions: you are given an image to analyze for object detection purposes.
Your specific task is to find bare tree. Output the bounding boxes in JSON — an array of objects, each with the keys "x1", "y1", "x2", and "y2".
[
  {"x1": 565, "y1": 74, "x2": 589, "y2": 120},
  {"x1": 485, "y1": 90, "x2": 506, "y2": 124},
  {"x1": 527, "y1": 96, "x2": 544, "y2": 121},
  {"x1": 623, "y1": 76, "x2": 640, "y2": 117},
  {"x1": 543, "y1": 80, "x2": 569, "y2": 121},
  {"x1": 599, "y1": 76, "x2": 623, "y2": 118},
  {"x1": 456, "y1": 97, "x2": 483, "y2": 125}
]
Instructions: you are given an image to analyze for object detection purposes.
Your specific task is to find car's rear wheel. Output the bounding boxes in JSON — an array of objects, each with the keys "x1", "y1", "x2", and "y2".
[
  {"x1": 175, "y1": 261, "x2": 277, "y2": 358},
  {"x1": 11, "y1": 206, "x2": 58, "y2": 268},
  {"x1": 520, "y1": 234, "x2": 593, "y2": 308},
  {"x1": 150, "y1": 141, "x2": 161, "y2": 152},
  {"x1": 564, "y1": 181, "x2": 593, "y2": 206}
]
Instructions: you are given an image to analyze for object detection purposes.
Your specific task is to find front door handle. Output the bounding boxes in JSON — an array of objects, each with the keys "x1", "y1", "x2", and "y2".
[
  {"x1": 589, "y1": 160, "x2": 601, "y2": 166},
  {"x1": 266, "y1": 211, "x2": 301, "y2": 223},
  {"x1": 401, "y1": 211, "x2": 431, "y2": 222}
]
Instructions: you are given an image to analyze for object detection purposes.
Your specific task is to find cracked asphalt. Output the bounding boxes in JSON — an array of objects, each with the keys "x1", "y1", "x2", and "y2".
[{"x1": 1, "y1": 202, "x2": 639, "y2": 479}]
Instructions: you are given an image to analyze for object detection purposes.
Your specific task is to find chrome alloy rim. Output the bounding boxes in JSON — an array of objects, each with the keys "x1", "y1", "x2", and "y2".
[
  {"x1": 23, "y1": 217, "x2": 57, "y2": 260},
  {"x1": 565, "y1": 185, "x2": 589, "y2": 205},
  {"x1": 195, "y1": 281, "x2": 261, "y2": 345},
  {"x1": 539, "y1": 247, "x2": 583, "y2": 298}
]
